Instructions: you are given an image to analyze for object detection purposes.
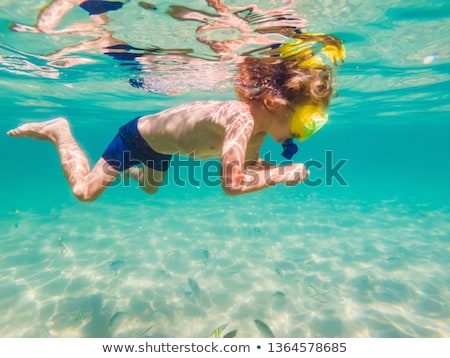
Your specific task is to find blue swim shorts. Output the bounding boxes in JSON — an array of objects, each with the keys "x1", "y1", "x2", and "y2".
[
  {"x1": 102, "y1": 116, "x2": 172, "y2": 172},
  {"x1": 79, "y1": 1, "x2": 124, "y2": 16}
]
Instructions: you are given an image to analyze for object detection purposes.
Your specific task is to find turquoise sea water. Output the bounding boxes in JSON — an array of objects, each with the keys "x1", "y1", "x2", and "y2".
[{"x1": 0, "y1": 0, "x2": 449, "y2": 338}]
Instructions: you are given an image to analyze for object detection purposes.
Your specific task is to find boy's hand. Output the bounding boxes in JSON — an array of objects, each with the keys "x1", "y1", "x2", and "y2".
[{"x1": 283, "y1": 163, "x2": 310, "y2": 186}]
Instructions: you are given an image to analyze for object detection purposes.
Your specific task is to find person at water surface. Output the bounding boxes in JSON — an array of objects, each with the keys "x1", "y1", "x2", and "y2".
[{"x1": 7, "y1": 46, "x2": 343, "y2": 201}]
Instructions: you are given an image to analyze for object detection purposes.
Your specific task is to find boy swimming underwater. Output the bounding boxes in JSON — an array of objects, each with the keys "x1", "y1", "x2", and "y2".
[{"x1": 7, "y1": 35, "x2": 344, "y2": 201}]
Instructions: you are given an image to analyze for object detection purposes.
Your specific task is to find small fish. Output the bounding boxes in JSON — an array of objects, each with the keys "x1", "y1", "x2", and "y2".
[
  {"x1": 201, "y1": 250, "x2": 209, "y2": 267},
  {"x1": 223, "y1": 329, "x2": 238, "y2": 338},
  {"x1": 108, "y1": 260, "x2": 125, "y2": 276},
  {"x1": 253, "y1": 226, "x2": 262, "y2": 234},
  {"x1": 14, "y1": 208, "x2": 19, "y2": 228},
  {"x1": 71, "y1": 312, "x2": 85, "y2": 323},
  {"x1": 272, "y1": 291, "x2": 286, "y2": 299},
  {"x1": 275, "y1": 268, "x2": 284, "y2": 277},
  {"x1": 210, "y1": 323, "x2": 228, "y2": 338},
  {"x1": 254, "y1": 319, "x2": 275, "y2": 338},
  {"x1": 308, "y1": 285, "x2": 328, "y2": 303},
  {"x1": 138, "y1": 1, "x2": 156, "y2": 10},
  {"x1": 139, "y1": 326, "x2": 154, "y2": 337},
  {"x1": 58, "y1": 237, "x2": 68, "y2": 255},
  {"x1": 179, "y1": 284, "x2": 193, "y2": 299},
  {"x1": 188, "y1": 278, "x2": 200, "y2": 299},
  {"x1": 107, "y1": 311, "x2": 126, "y2": 329}
]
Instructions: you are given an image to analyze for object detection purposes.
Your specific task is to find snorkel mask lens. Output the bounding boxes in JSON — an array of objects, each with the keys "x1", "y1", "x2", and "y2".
[{"x1": 290, "y1": 104, "x2": 328, "y2": 142}]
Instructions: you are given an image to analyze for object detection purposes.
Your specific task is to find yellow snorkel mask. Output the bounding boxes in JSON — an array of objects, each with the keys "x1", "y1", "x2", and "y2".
[
  {"x1": 263, "y1": 33, "x2": 346, "y2": 68},
  {"x1": 290, "y1": 104, "x2": 328, "y2": 142},
  {"x1": 271, "y1": 33, "x2": 344, "y2": 159},
  {"x1": 281, "y1": 104, "x2": 328, "y2": 159}
]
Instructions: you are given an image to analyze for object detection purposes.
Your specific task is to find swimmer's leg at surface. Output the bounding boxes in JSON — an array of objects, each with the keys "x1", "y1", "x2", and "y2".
[
  {"x1": 7, "y1": 118, "x2": 119, "y2": 202},
  {"x1": 125, "y1": 165, "x2": 167, "y2": 195}
]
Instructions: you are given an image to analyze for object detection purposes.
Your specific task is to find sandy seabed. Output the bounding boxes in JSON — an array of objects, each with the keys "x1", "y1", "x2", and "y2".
[{"x1": 0, "y1": 192, "x2": 449, "y2": 338}]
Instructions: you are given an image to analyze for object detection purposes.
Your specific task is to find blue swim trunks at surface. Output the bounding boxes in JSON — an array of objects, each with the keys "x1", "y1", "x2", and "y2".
[
  {"x1": 79, "y1": 0, "x2": 124, "y2": 16},
  {"x1": 102, "y1": 116, "x2": 172, "y2": 172}
]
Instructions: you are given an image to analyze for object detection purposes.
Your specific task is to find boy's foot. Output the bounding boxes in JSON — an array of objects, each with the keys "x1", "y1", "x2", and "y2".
[
  {"x1": 8, "y1": 22, "x2": 40, "y2": 33},
  {"x1": 7, "y1": 117, "x2": 69, "y2": 142}
]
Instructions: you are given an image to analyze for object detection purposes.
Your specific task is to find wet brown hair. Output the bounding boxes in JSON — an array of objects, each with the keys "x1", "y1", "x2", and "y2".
[{"x1": 235, "y1": 57, "x2": 334, "y2": 107}]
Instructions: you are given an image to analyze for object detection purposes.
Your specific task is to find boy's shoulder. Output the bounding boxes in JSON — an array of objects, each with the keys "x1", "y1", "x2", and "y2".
[
  {"x1": 158, "y1": 99, "x2": 252, "y2": 121},
  {"x1": 172, "y1": 99, "x2": 249, "y2": 111},
  {"x1": 148, "y1": 100, "x2": 253, "y2": 131}
]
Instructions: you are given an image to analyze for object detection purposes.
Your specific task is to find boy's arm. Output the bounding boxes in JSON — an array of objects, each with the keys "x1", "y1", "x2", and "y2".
[
  {"x1": 244, "y1": 132, "x2": 282, "y2": 169},
  {"x1": 11, "y1": 0, "x2": 110, "y2": 34},
  {"x1": 243, "y1": 132, "x2": 266, "y2": 168},
  {"x1": 35, "y1": 0, "x2": 79, "y2": 32},
  {"x1": 221, "y1": 119, "x2": 309, "y2": 196},
  {"x1": 9, "y1": 0, "x2": 76, "y2": 33}
]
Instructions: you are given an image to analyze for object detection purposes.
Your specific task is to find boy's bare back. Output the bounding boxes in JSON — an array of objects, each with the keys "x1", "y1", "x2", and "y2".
[{"x1": 138, "y1": 100, "x2": 257, "y2": 160}]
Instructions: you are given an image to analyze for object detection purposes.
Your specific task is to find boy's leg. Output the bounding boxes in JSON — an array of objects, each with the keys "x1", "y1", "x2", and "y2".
[
  {"x1": 7, "y1": 117, "x2": 119, "y2": 201},
  {"x1": 126, "y1": 165, "x2": 167, "y2": 194}
]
